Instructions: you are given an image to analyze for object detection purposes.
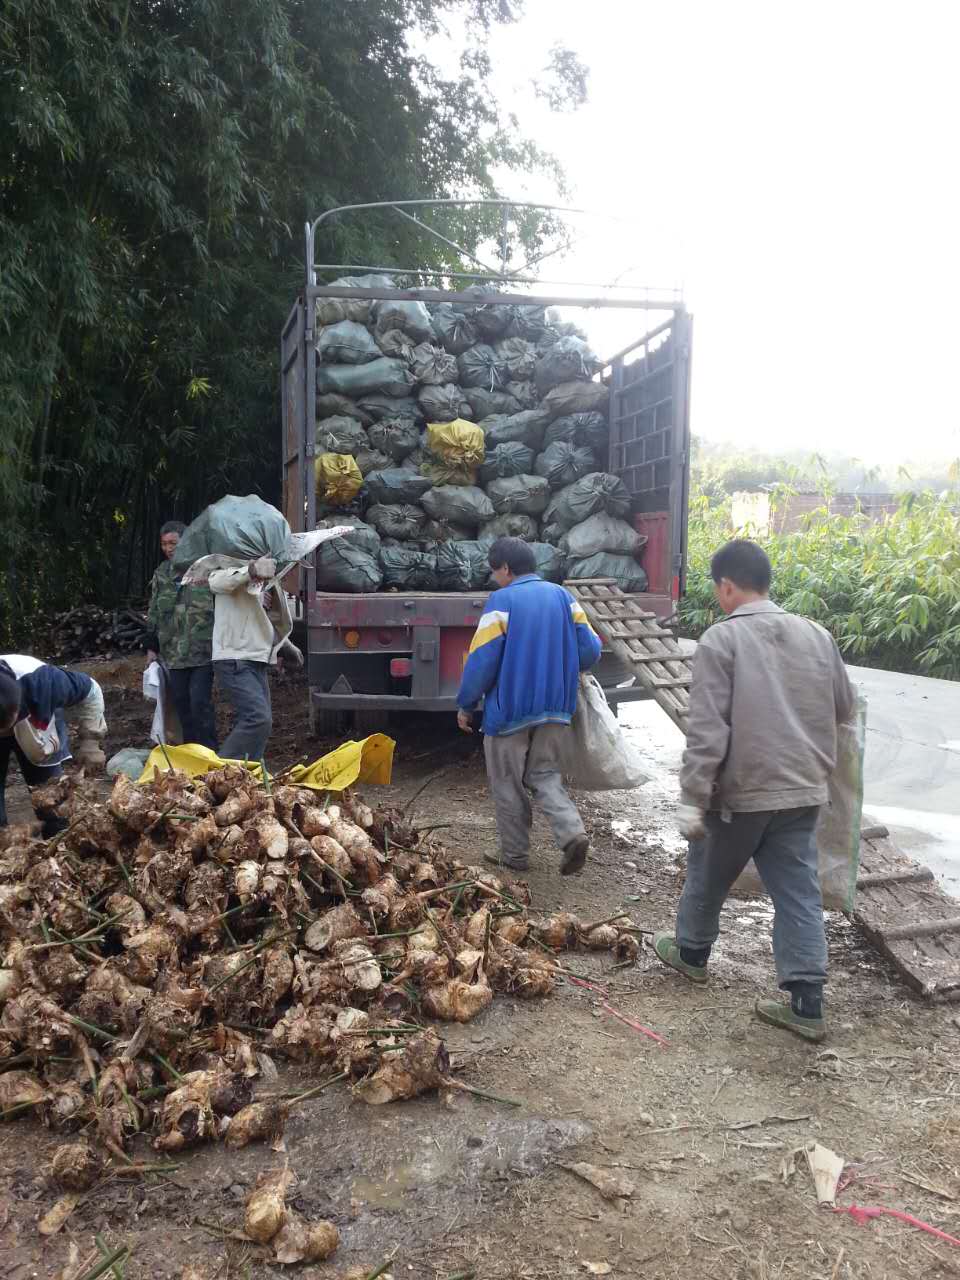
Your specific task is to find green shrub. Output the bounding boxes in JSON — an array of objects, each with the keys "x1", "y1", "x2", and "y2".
[{"x1": 680, "y1": 490, "x2": 960, "y2": 679}]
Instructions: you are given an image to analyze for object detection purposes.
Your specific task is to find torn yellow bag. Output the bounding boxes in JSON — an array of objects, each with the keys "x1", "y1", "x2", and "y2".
[
  {"x1": 426, "y1": 419, "x2": 485, "y2": 467},
  {"x1": 315, "y1": 452, "x2": 363, "y2": 506},
  {"x1": 138, "y1": 734, "x2": 395, "y2": 792}
]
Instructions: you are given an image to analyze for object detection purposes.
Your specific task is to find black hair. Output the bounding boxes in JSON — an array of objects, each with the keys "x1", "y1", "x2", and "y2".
[
  {"x1": 160, "y1": 521, "x2": 186, "y2": 537},
  {"x1": 0, "y1": 670, "x2": 21, "y2": 721},
  {"x1": 487, "y1": 536, "x2": 537, "y2": 577},
  {"x1": 710, "y1": 539, "x2": 772, "y2": 593}
]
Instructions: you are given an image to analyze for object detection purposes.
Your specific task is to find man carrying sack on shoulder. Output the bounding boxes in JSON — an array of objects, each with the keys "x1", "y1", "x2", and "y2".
[{"x1": 209, "y1": 558, "x2": 302, "y2": 762}]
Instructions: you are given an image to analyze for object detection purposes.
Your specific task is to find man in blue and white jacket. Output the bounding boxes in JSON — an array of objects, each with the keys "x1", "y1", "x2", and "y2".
[{"x1": 457, "y1": 537, "x2": 602, "y2": 875}]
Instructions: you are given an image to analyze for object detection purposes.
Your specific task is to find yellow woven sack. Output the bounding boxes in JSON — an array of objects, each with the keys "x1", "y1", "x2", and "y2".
[
  {"x1": 420, "y1": 455, "x2": 478, "y2": 487},
  {"x1": 315, "y1": 452, "x2": 362, "y2": 505},
  {"x1": 427, "y1": 419, "x2": 485, "y2": 467}
]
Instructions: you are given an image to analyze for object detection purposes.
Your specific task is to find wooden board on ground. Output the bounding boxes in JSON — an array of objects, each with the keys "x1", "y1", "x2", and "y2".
[
  {"x1": 853, "y1": 829, "x2": 960, "y2": 1001},
  {"x1": 565, "y1": 578, "x2": 692, "y2": 733}
]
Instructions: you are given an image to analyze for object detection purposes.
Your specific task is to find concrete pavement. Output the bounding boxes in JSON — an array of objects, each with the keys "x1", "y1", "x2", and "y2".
[
  {"x1": 620, "y1": 658, "x2": 960, "y2": 900},
  {"x1": 851, "y1": 664, "x2": 960, "y2": 895}
]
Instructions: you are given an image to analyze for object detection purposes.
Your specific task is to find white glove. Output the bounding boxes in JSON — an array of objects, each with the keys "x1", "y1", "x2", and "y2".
[
  {"x1": 74, "y1": 737, "x2": 107, "y2": 771},
  {"x1": 14, "y1": 717, "x2": 60, "y2": 765},
  {"x1": 677, "y1": 803, "x2": 707, "y2": 840},
  {"x1": 250, "y1": 557, "x2": 277, "y2": 581}
]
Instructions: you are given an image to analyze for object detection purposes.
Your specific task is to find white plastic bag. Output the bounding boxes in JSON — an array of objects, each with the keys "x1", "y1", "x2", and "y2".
[
  {"x1": 558, "y1": 673, "x2": 650, "y2": 791},
  {"x1": 733, "y1": 691, "x2": 866, "y2": 911},
  {"x1": 142, "y1": 662, "x2": 168, "y2": 745}
]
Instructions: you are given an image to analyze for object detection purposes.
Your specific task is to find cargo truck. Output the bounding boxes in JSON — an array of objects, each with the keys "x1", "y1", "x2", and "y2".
[{"x1": 281, "y1": 201, "x2": 693, "y2": 734}]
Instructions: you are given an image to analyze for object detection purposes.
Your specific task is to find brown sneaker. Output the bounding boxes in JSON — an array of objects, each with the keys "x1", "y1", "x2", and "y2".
[{"x1": 560, "y1": 835, "x2": 589, "y2": 876}]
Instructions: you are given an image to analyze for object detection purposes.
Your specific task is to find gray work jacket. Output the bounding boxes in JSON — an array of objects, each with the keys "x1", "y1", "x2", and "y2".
[{"x1": 680, "y1": 600, "x2": 856, "y2": 813}]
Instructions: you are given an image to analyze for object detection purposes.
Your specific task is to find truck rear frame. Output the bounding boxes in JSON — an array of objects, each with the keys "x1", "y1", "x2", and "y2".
[{"x1": 281, "y1": 201, "x2": 693, "y2": 731}]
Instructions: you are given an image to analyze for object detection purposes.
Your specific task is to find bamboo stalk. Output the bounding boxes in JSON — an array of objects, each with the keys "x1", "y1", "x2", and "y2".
[
  {"x1": 95, "y1": 1234, "x2": 124, "y2": 1280},
  {"x1": 44, "y1": 807, "x2": 95, "y2": 853},
  {"x1": 50, "y1": 926, "x2": 103, "y2": 964},
  {"x1": 151, "y1": 1053, "x2": 184, "y2": 1082},
  {"x1": 416, "y1": 879, "x2": 475, "y2": 901},
  {"x1": 422, "y1": 905, "x2": 457, "y2": 965},
  {"x1": 285, "y1": 1071, "x2": 350, "y2": 1104},
  {"x1": 76, "y1": 1246, "x2": 130, "y2": 1280},
  {"x1": 338, "y1": 1025, "x2": 421, "y2": 1035},
  {"x1": 0, "y1": 1099, "x2": 42, "y2": 1121},
  {"x1": 363, "y1": 1261, "x2": 395, "y2": 1280},
  {"x1": 443, "y1": 1078, "x2": 521, "y2": 1107},
  {"x1": 583, "y1": 912, "x2": 634, "y2": 932},
  {"x1": 207, "y1": 930, "x2": 296, "y2": 993},
  {"x1": 68, "y1": 1015, "x2": 118, "y2": 1043},
  {"x1": 136, "y1": 1085, "x2": 174, "y2": 1102}
]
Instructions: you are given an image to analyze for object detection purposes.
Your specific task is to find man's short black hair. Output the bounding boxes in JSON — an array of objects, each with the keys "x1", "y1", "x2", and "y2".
[
  {"x1": 0, "y1": 670, "x2": 21, "y2": 723},
  {"x1": 710, "y1": 539, "x2": 772, "y2": 593},
  {"x1": 160, "y1": 520, "x2": 186, "y2": 537},
  {"x1": 487, "y1": 536, "x2": 537, "y2": 577}
]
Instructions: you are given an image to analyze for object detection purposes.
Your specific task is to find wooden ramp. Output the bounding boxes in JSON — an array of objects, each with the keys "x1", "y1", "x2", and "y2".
[
  {"x1": 566, "y1": 578, "x2": 692, "y2": 732},
  {"x1": 852, "y1": 826, "x2": 960, "y2": 1001}
]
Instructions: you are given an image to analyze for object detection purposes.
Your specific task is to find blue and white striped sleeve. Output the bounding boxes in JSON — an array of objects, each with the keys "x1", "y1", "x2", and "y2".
[
  {"x1": 457, "y1": 606, "x2": 509, "y2": 711},
  {"x1": 569, "y1": 598, "x2": 602, "y2": 671}
]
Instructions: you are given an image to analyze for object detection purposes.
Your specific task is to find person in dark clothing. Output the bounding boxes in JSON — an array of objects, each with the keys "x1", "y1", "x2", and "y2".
[
  {"x1": 143, "y1": 519, "x2": 218, "y2": 750},
  {"x1": 0, "y1": 656, "x2": 104, "y2": 835}
]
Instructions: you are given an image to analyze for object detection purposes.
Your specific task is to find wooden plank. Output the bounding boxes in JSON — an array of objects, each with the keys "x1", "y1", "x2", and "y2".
[
  {"x1": 882, "y1": 917, "x2": 960, "y2": 943},
  {"x1": 566, "y1": 578, "x2": 692, "y2": 733},
  {"x1": 856, "y1": 869, "x2": 935, "y2": 889},
  {"x1": 852, "y1": 833, "x2": 960, "y2": 1000}
]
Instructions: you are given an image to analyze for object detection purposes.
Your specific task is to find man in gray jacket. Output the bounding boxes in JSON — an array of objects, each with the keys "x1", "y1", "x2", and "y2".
[{"x1": 654, "y1": 539, "x2": 855, "y2": 1042}]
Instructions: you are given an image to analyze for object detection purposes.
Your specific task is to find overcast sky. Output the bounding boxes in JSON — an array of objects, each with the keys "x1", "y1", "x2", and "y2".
[{"x1": 467, "y1": 0, "x2": 959, "y2": 463}]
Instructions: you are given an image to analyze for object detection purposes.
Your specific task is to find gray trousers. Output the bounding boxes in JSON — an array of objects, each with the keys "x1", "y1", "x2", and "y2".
[
  {"x1": 214, "y1": 660, "x2": 272, "y2": 761},
  {"x1": 676, "y1": 806, "x2": 827, "y2": 987},
  {"x1": 484, "y1": 723, "x2": 585, "y2": 862}
]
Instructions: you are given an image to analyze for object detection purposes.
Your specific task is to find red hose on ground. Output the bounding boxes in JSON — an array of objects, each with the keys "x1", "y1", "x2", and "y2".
[{"x1": 836, "y1": 1204, "x2": 960, "y2": 1247}]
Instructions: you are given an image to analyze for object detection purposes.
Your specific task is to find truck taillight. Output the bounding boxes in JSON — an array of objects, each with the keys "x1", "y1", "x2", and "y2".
[{"x1": 389, "y1": 658, "x2": 413, "y2": 677}]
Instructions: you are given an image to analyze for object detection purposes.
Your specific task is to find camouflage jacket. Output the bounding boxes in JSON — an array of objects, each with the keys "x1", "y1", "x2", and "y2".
[{"x1": 146, "y1": 560, "x2": 214, "y2": 669}]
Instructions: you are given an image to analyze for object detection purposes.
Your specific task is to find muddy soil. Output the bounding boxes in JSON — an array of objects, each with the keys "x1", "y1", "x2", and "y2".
[{"x1": 3, "y1": 662, "x2": 960, "y2": 1280}]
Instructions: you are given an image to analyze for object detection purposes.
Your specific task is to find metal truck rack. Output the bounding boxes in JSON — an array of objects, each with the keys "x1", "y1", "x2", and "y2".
[{"x1": 280, "y1": 200, "x2": 693, "y2": 732}]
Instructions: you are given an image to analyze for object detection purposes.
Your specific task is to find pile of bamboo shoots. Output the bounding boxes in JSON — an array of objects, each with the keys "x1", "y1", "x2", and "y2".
[{"x1": 0, "y1": 763, "x2": 639, "y2": 1183}]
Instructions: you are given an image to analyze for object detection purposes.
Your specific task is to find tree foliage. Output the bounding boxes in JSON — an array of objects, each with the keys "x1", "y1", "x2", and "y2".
[
  {"x1": 681, "y1": 489, "x2": 960, "y2": 678},
  {"x1": 0, "y1": 0, "x2": 577, "y2": 643}
]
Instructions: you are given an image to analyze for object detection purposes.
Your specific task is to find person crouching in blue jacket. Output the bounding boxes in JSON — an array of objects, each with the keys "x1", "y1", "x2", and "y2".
[{"x1": 457, "y1": 537, "x2": 602, "y2": 876}]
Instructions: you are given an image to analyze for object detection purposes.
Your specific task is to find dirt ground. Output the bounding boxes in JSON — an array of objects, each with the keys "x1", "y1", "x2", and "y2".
[{"x1": 3, "y1": 661, "x2": 960, "y2": 1280}]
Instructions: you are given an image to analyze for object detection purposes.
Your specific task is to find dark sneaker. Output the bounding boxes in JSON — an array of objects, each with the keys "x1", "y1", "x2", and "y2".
[
  {"x1": 560, "y1": 835, "x2": 589, "y2": 876},
  {"x1": 754, "y1": 998, "x2": 826, "y2": 1043},
  {"x1": 652, "y1": 932, "x2": 708, "y2": 984},
  {"x1": 483, "y1": 850, "x2": 529, "y2": 873}
]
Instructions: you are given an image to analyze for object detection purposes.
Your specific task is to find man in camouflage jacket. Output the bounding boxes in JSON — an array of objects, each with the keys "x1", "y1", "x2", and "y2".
[{"x1": 145, "y1": 521, "x2": 217, "y2": 751}]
